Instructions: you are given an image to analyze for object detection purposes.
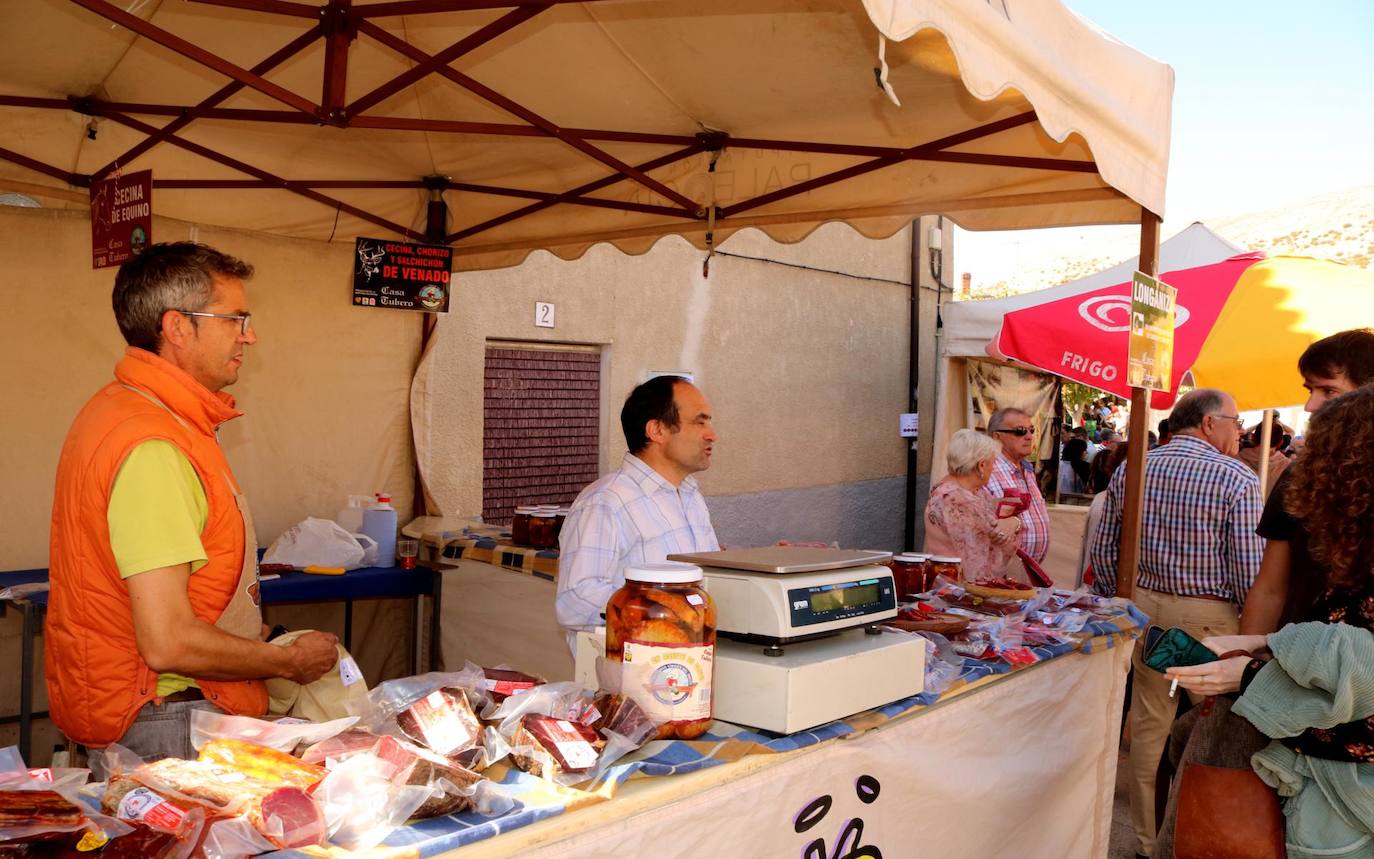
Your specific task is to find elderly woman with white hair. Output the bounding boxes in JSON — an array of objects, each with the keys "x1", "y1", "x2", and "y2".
[{"x1": 924, "y1": 429, "x2": 1022, "y2": 579}]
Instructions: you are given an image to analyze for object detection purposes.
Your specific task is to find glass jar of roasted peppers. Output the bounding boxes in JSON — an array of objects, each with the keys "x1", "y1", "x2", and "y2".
[{"x1": 606, "y1": 562, "x2": 716, "y2": 740}]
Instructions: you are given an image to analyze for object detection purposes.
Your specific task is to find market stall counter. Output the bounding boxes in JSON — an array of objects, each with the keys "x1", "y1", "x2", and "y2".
[{"x1": 268, "y1": 599, "x2": 1144, "y2": 859}]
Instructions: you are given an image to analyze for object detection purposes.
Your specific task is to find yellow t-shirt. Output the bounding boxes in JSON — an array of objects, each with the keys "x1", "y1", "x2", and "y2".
[{"x1": 107, "y1": 439, "x2": 209, "y2": 698}]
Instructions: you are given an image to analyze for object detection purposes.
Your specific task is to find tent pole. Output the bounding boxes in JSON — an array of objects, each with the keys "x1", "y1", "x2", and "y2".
[
  {"x1": 412, "y1": 181, "x2": 448, "y2": 519},
  {"x1": 1116, "y1": 208, "x2": 1161, "y2": 600},
  {"x1": 1257, "y1": 409, "x2": 1275, "y2": 498}
]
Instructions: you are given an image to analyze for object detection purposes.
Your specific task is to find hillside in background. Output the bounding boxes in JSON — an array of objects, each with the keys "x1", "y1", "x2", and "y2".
[{"x1": 963, "y1": 185, "x2": 1374, "y2": 299}]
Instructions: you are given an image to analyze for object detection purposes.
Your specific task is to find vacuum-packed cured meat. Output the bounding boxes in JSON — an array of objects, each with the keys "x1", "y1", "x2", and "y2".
[{"x1": 510, "y1": 715, "x2": 604, "y2": 778}]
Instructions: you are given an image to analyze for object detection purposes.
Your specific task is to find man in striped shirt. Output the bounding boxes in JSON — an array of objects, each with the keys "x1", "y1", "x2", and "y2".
[
  {"x1": 556, "y1": 376, "x2": 720, "y2": 649},
  {"x1": 984, "y1": 407, "x2": 1050, "y2": 563},
  {"x1": 1089, "y1": 388, "x2": 1262, "y2": 858}
]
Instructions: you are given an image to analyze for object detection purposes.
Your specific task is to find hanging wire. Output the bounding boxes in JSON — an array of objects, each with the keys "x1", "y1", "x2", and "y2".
[{"x1": 702, "y1": 148, "x2": 721, "y2": 277}]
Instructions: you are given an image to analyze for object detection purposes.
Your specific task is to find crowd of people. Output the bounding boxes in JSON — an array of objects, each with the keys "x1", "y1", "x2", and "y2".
[
  {"x1": 925, "y1": 326, "x2": 1374, "y2": 858},
  {"x1": 1092, "y1": 329, "x2": 1372, "y2": 859}
]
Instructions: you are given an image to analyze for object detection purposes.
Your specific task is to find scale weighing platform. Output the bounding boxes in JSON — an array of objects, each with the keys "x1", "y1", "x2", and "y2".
[{"x1": 669, "y1": 546, "x2": 925, "y2": 733}]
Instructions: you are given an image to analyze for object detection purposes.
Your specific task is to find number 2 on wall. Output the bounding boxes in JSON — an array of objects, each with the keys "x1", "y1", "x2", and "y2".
[{"x1": 535, "y1": 301, "x2": 555, "y2": 328}]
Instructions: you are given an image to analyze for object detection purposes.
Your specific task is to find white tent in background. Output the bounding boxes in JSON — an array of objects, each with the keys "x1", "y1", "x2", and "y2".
[
  {"x1": 940, "y1": 222, "x2": 1246, "y2": 359},
  {"x1": 929, "y1": 222, "x2": 1248, "y2": 584}
]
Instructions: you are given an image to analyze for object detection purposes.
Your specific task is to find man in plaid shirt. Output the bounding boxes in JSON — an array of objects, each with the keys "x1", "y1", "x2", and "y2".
[
  {"x1": 1089, "y1": 388, "x2": 1262, "y2": 858},
  {"x1": 984, "y1": 407, "x2": 1050, "y2": 563}
]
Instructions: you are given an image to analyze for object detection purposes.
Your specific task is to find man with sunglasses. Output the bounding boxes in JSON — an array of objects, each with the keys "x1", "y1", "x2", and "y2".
[
  {"x1": 48, "y1": 242, "x2": 338, "y2": 775},
  {"x1": 984, "y1": 407, "x2": 1051, "y2": 564},
  {"x1": 1088, "y1": 387, "x2": 1262, "y2": 858}
]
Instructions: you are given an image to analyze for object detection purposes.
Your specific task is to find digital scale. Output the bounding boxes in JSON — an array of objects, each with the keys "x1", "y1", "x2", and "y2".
[{"x1": 574, "y1": 547, "x2": 926, "y2": 734}]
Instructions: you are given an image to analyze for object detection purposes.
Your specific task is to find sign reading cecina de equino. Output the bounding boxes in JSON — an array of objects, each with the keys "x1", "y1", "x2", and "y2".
[
  {"x1": 352, "y1": 237, "x2": 452, "y2": 313},
  {"x1": 90, "y1": 170, "x2": 152, "y2": 269}
]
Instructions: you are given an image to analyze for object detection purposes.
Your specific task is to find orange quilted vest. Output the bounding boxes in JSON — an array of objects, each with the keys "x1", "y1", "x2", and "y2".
[{"x1": 46, "y1": 347, "x2": 267, "y2": 747}]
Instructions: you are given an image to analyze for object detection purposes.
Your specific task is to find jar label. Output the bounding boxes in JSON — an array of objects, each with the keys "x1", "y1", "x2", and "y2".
[{"x1": 621, "y1": 640, "x2": 713, "y2": 723}]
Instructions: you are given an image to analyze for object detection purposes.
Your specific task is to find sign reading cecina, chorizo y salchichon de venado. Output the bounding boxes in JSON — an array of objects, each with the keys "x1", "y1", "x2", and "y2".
[{"x1": 352, "y1": 237, "x2": 452, "y2": 313}]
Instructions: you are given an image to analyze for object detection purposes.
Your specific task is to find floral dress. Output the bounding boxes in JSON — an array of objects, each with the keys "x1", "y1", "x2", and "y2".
[
  {"x1": 1282, "y1": 583, "x2": 1374, "y2": 762},
  {"x1": 924, "y1": 479, "x2": 1016, "y2": 580}
]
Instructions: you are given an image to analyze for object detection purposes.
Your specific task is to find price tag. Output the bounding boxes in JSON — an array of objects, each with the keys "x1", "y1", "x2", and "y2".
[
  {"x1": 338, "y1": 655, "x2": 363, "y2": 688},
  {"x1": 1001, "y1": 647, "x2": 1040, "y2": 668}
]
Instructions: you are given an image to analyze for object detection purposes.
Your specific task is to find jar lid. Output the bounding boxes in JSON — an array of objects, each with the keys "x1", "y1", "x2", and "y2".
[
  {"x1": 557, "y1": 507, "x2": 571, "y2": 515},
  {"x1": 532, "y1": 511, "x2": 557, "y2": 518},
  {"x1": 514, "y1": 506, "x2": 537, "y2": 514},
  {"x1": 928, "y1": 555, "x2": 962, "y2": 563},
  {"x1": 535, "y1": 504, "x2": 560, "y2": 510},
  {"x1": 894, "y1": 553, "x2": 928, "y2": 562},
  {"x1": 624, "y1": 561, "x2": 703, "y2": 584}
]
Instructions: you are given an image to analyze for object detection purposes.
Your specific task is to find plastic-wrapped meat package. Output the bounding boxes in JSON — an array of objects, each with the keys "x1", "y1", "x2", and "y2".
[
  {"x1": 396, "y1": 688, "x2": 484, "y2": 768},
  {"x1": 313, "y1": 754, "x2": 433, "y2": 850},
  {"x1": 122, "y1": 758, "x2": 325, "y2": 849},
  {"x1": 188, "y1": 710, "x2": 358, "y2": 755},
  {"x1": 479, "y1": 667, "x2": 544, "y2": 705},
  {"x1": 509, "y1": 715, "x2": 605, "y2": 779},
  {"x1": 0, "y1": 790, "x2": 88, "y2": 844},
  {"x1": 589, "y1": 694, "x2": 657, "y2": 747},
  {"x1": 300, "y1": 729, "x2": 482, "y2": 819},
  {"x1": 195, "y1": 740, "x2": 326, "y2": 791},
  {"x1": 100, "y1": 782, "x2": 209, "y2": 859}
]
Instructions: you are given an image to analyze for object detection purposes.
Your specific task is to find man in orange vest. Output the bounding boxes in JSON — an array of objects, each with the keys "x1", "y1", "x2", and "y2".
[{"x1": 47, "y1": 243, "x2": 338, "y2": 774}]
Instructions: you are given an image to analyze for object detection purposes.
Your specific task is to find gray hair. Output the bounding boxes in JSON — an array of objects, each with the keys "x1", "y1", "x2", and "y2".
[
  {"x1": 947, "y1": 428, "x2": 1003, "y2": 475},
  {"x1": 112, "y1": 242, "x2": 254, "y2": 353},
  {"x1": 1168, "y1": 388, "x2": 1226, "y2": 432},
  {"x1": 987, "y1": 407, "x2": 1030, "y2": 432}
]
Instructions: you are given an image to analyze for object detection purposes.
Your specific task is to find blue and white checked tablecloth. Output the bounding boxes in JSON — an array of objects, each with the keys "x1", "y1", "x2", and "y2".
[{"x1": 271, "y1": 601, "x2": 1147, "y2": 858}]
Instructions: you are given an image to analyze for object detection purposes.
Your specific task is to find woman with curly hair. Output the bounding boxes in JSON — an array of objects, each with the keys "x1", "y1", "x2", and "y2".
[{"x1": 1166, "y1": 384, "x2": 1374, "y2": 858}]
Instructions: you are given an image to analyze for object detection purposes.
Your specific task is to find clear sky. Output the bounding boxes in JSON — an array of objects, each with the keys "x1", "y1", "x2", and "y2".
[{"x1": 954, "y1": 0, "x2": 1374, "y2": 288}]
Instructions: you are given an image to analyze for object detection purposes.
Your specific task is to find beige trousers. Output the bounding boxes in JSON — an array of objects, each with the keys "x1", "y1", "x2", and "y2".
[{"x1": 1128, "y1": 587, "x2": 1241, "y2": 857}]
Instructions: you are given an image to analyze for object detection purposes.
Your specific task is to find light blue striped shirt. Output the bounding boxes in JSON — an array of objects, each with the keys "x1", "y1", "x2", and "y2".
[{"x1": 556, "y1": 453, "x2": 719, "y2": 634}]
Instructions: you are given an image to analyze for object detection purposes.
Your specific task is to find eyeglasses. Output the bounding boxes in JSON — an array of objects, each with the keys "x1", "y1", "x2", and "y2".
[
  {"x1": 1208, "y1": 413, "x2": 1243, "y2": 428},
  {"x1": 993, "y1": 427, "x2": 1036, "y2": 437},
  {"x1": 177, "y1": 309, "x2": 252, "y2": 335}
]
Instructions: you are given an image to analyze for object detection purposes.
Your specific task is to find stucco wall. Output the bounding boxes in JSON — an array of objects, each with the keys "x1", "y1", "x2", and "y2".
[
  {"x1": 417, "y1": 221, "x2": 914, "y2": 551},
  {"x1": 0, "y1": 206, "x2": 419, "y2": 570}
]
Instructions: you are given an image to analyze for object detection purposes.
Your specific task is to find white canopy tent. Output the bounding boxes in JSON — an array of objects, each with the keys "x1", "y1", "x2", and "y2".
[{"x1": 0, "y1": 0, "x2": 1171, "y2": 269}]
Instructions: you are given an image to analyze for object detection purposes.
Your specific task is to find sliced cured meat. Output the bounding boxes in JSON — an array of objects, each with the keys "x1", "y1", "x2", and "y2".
[
  {"x1": 511, "y1": 715, "x2": 605, "y2": 778},
  {"x1": 301, "y1": 728, "x2": 479, "y2": 819},
  {"x1": 0, "y1": 790, "x2": 85, "y2": 829},
  {"x1": 396, "y1": 688, "x2": 482, "y2": 760},
  {"x1": 256, "y1": 788, "x2": 326, "y2": 849}
]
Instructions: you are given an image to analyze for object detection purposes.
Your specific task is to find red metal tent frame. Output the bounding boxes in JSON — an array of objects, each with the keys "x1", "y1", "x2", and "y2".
[{"x1": 0, "y1": 0, "x2": 1098, "y2": 244}]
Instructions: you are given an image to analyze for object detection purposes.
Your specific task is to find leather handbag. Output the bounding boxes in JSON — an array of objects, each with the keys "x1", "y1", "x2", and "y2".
[{"x1": 1174, "y1": 762, "x2": 1285, "y2": 859}]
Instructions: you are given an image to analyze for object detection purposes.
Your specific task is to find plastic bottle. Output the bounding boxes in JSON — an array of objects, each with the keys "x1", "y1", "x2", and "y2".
[
  {"x1": 361, "y1": 493, "x2": 398, "y2": 568},
  {"x1": 335, "y1": 494, "x2": 371, "y2": 535}
]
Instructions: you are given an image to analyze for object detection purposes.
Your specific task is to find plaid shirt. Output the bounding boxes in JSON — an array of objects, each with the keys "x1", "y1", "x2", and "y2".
[
  {"x1": 1089, "y1": 435, "x2": 1263, "y2": 605},
  {"x1": 555, "y1": 453, "x2": 719, "y2": 633},
  {"x1": 983, "y1": 452, "x2": 1051, "y2": 562}
]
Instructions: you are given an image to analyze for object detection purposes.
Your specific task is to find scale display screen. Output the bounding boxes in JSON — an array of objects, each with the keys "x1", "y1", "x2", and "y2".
[
  {"x1": 788, "y1": 576, "x2": 895, "y2": 628},
  {"x1": 809, "y1": 583, "x2": 880, "y2": 613}
]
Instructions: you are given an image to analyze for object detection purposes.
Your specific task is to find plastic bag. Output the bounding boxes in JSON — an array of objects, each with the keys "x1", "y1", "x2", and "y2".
[
  {"x1": 314, "y1": 753, "x2": 432, "y2": 850},
  {"x1": 0, "y1": 746, "x2": 131, "y2": 846},
  {"x1": 299, "y1": 729, "x2": 484, "y2": 820},
  {"x1": 262, "y1": 517, "x2": 368, "y2": 570},
  {"x1": 189, "y1": 709, "x2": 357, "y2": 753},
  {"x1": 361, "y1": 665, "x2": 487, "y2": 730},
  {"x1": 492, "y1": 683, "x2": 656, "y2": 789},
  {"x1": 200, "y1": 817, "x2": 276, "y2": 859},
  {"x1": 913, "y1": 632, "x2": 965, "y2": 696}
]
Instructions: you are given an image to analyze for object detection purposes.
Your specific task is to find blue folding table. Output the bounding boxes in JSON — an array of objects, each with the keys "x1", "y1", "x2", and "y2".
[{"x1": 0, "y1": 563, "x2": 440, "y2": 764}]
